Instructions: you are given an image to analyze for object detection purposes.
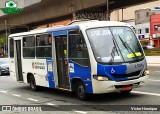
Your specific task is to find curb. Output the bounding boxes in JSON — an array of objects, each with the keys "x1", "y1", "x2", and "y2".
[
  {"x1": 147, "y1": 63, "x2": 160, "y2": 64},
  {"x1": 146, "y1": 56, "x2": 160, "y2": 66}
]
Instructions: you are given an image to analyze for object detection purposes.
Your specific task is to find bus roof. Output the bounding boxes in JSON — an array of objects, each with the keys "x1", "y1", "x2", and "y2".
[
  {"x1": 75, "y1": 21, "x2": 129, "y2": 29},
  {"x1": 9, "y1": 21, "x2": 130, "y2": 38},
  {"x1": 47, "y1": 21, "x2": 129, "y2": 32},
  {"x1": 8, "y1": 25, "x2": 79, "y2": 38}
]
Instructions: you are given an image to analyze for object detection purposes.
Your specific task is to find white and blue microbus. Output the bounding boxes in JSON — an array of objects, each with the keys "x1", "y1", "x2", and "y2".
[{"x1": 8, "y1": 20, "x2": 149, "y2": 100}]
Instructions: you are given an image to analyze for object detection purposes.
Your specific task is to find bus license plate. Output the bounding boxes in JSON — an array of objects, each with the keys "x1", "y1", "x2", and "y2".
[{"x1": 122, "y1": 86, "x2": 132, "y2": 91}]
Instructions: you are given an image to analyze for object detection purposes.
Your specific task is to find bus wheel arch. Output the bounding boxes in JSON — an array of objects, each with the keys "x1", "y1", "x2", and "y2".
[
  {"x1": 27, "y1": 73, "x2": 33, "y2": 83},
  {"x1": 71, "y1": 78, "x2": 88, "y2": 100},
  {"x1": 27, "y1": 73, "x2": 38, "y2": 91}
]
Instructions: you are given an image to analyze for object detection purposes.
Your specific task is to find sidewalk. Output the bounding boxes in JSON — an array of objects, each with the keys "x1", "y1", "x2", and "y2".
[{"x1": 146, "y1": 56, "x2": 160, "y2": 66}]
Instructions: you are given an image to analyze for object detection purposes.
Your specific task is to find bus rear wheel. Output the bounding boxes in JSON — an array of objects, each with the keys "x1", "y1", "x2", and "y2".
[
  {"x1": 29, "y1": 76, "x2": 38, "y2": 91},
  {"x1": 76, "y1": 81, "x2": 88, "y2": 100}
]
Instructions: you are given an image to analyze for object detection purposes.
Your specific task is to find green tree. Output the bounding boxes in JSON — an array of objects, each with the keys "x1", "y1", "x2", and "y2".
[{"x1": 0, "y1": 34, "x2": 6, "y2": 48}]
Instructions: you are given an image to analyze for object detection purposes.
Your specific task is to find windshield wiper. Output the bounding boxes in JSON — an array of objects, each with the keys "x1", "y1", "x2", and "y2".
[
  {"x1": 109, "y1": 46, "x2": 116, "y2": 65},
  {"x1": 118, "y1": 35, "x2": 138, "y2": 58},
  {"x1": 109, "y1": 38, "x2": 118, "y2": 65}
]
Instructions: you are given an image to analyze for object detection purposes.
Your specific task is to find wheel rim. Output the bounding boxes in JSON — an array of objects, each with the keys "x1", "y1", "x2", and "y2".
[{"x1": 78, "y1": 84, "x2": 85, "y2": 98}]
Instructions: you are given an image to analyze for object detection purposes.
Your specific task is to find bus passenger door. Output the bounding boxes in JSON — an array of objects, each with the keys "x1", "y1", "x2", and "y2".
[
  {"x1": 54, "y1": 34, "x2": 70, "y2": 89},
  {"x1": 68, "y1": 29, "x2": 92, "y2": 93},
  {"x1": 15, "y1": 39, "x2": 23, "y2": 82}
]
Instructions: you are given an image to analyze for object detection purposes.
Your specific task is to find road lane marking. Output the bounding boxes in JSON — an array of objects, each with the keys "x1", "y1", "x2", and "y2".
[
  {"x1": 27, "y1": 98, "x2": 39, "y2": 102},
  {"x1": 46, "y1": 103, "x2": 56, "y2": 106},
  {"x1": 74, "y1": 111, "x2": 87, "y2": 114},
  {"x1": 0, "y1": 76, "x2": 8, "y2": 78},
  {"x1": 0, "y1": 90, "x2": 7, "y2": 93},
  {"x1": 149, "y1": 79, "x2": 160, "y2": 82},
  {"x1": 132, "y1": 91, "x2": 160, "y2": 97},
  {"x1": 12, "y1": 94, "x2": 21, "y2": 97}
]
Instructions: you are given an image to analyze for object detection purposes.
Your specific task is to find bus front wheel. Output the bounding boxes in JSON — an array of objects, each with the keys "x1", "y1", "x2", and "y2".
[
  {"x1": 76, "y1": 81, "x2": 88, "y2": 100},
  {"x1": 29, "y1": 76, "x2": 38, "y2": 91}
]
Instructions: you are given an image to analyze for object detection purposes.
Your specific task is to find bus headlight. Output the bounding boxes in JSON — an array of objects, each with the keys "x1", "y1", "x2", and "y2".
[
  {"x1": 93, "y1": 75, "x2": 109, "y2": 81},
  {"x1": 143, "y1": 69, "x2": 149, "y2": 76}
]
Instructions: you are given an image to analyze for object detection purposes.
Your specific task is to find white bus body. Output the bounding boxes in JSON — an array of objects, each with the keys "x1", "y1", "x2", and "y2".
[{"x1": 8, "y1": 21, "x2": 149, "y2": 100}]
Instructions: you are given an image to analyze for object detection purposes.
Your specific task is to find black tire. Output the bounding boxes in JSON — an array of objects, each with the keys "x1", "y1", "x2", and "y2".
[
  {"x1": 120, "y1": 89, "x2": 132, "y2": 94},
  {"x1": 0, "y1": 71, "x2": 2, "y2": 76},
  {"x1": 76, "y1": 81, "x2": 88, "y2": 100},
  {"x1": 29, "y1": 76, "x2": 38, "y2": 91}
]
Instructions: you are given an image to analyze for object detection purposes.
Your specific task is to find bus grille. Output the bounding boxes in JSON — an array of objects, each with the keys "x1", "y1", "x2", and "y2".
[{"x1": 112, "y1": 70, "x2": 141, "y2": 78}]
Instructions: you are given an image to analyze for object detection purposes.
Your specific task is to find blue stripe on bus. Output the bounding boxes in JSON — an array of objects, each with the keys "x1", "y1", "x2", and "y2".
[
  {"x1": 97, "y1": 63, "x2": 127, "y2": 81},
  {"x1": 69, "y1": 60, "x2": 93, "y2": 93},
  {"x1": 47, "y1": 25, "x2": 79, "y2": 33},
  {"x1": 46, "y1": 59, "x2": 55, "y2": 88},
  {"x1": 52, "y1": 31, "x2": 67, "y2": 36}
]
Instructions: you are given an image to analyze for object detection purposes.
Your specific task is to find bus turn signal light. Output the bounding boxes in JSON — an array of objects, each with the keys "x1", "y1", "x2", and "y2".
[{"x1": 144, "y1": 70, "x2": 149, "y2": 75}]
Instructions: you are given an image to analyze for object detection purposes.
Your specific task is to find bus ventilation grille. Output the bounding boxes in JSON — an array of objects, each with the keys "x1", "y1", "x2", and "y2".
[{"x1": 112, "y1": 70, "x2": 141, "y2": 78}]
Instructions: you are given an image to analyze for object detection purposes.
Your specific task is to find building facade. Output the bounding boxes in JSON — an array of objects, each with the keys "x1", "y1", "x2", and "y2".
[
  {"x1": 110, "y1": 1, "x2": 160, "y2": 48},
  {"x1": 110, "y1": 1, "x2": 160, "y2": 21}
]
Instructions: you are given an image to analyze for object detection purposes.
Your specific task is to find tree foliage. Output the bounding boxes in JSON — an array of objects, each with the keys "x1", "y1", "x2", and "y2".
[{"x1": 0, "y1": 34, "x2": 6, "y2": 48}]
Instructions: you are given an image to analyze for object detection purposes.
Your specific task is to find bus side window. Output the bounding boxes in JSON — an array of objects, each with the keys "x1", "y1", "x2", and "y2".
[
  {"x1": 36, "y1": 34, "x2": 52, "y2": 58},
  {"x1": 69, "y1": 30, "x2": 89, "y2": 66},
  {"x1": 48, "y1": 35, "x2": 52, "y2": 45},
  {"x1": 23, "y1": 36, "x2": 35, "y2": 58}
]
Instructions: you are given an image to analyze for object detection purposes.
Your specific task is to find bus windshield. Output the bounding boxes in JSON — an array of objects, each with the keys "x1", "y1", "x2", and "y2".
[{"x1": 86, "y1": 26, "x2": 144, "y2": 64}]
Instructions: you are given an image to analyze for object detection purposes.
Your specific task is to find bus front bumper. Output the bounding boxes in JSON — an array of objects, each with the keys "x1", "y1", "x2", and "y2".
[{"x1": 92, "y1": 75, "x2": 149, "y2": 94}]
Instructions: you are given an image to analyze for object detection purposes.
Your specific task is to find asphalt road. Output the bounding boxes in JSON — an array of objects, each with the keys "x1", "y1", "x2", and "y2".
[{"x1": 0, "y1": 66, "x2": 160, "y2": 114}]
